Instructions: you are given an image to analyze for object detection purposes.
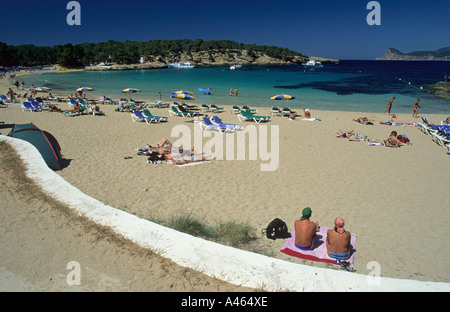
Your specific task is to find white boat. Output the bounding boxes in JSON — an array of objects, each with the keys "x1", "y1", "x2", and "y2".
[
  {"x1": 168, "y1": 62, "x2": 195, "y2": 69},
  {"x1": 302, "y1": 59, "x2": 323, "y2": 69},
  {"x1": 230, "y1": 64, "x2": 242, "y2": 70}
]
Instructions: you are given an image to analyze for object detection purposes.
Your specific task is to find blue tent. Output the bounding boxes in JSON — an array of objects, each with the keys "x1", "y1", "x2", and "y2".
[{"x1": 8, "y1": 123, "x2": 63, "y2": 170}]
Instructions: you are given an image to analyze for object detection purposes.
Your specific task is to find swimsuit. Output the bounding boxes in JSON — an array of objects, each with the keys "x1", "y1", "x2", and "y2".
[
  {"x1": 295, "y1": 243, "x2": 312, "y2": 251},
  {"x1": 330, "y1": 250, "x2": 348, "y2": 260}
]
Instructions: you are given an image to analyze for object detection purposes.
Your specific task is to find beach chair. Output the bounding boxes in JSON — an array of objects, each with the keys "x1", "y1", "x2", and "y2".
[
  {"x1": 87, "y1": 105, "x2": 105, "y2": 116},
  {"x1": 1, "y1": 95, "x2": 14, "y2": 104},
  {"x1": 68, "y1": 98, "x2": 77, "y2": 108},
  {"x1": 242, "y1": 105, "x2": 257, "y2": 113},
  {"x1": 142, "y1": 109, "x2": 168, "y2": 122},
  {"x1": 237, "y1": 109, "x2": 270, "y2": 123},
  {"x1": 281, "y1": 107, "x2": 296, "y2": 116},
  {"x1": 201, "y1": 104, "x2": 211, "y2": 112},
  {"x1": 78, "y1": 98, "x2": 92, "y2": 106},
  {"x1": 21, "y1": 101, "x2": 40, "y2": 112},
  {"x1": 231, "y1": 105, "x2": 241, "y2": 114},
  {"x1": 181, "y1": 102, "x2": 198, "y2": 110},
  {"x1": 177, "y1": 103, "x2": 199, "y2": 115},
  {"x1": 200, "y1": 117, "x2": 232, "y2": 133},
  {"x1": 131, "y1": 109, "x2": 158, "y2": 123},
  {"x1": 30, "y1": 101, "x2": 43, "y2": 111},
  {"x1": 271, "y1": 107, "x2": 282, "y2": 116},
  {"x1": 210, "y1": 104, "x2": 225, "y2": 112},
  {"x1": 211, "y1": 116, "x2": 243, "y2": 130},
  {"x1": 431, "y1": 128, "x2": 450, "y2": 147},
  {"x1": 169, "y1": 106, "x2": 197, "y2": 117}
]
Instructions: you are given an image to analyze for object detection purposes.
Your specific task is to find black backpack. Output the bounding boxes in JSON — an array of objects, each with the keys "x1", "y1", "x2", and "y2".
[{"x1": 262, "y1": 218, "x2": 291, "y2": 240}]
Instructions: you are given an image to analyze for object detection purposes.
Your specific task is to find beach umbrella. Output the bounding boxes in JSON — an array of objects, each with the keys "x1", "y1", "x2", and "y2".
[
  {"x1": 122, "y1": 88, "x2": 141, "y2": 93},
  {"x1": 28, "y1": 86, "x2": 52, "y2": 92},
  {"x1": 76, "y1": 87, "x2": 95, "y2": 92},
  {"x1": 270, "y1": 94, "x2": 295, "y2": 100},
  {"x1": 171, "y1": 93, "x2": 196, "y2": 100},
  {"x1": 172, "y1": 90, "x2": 193, "y2": 96}
]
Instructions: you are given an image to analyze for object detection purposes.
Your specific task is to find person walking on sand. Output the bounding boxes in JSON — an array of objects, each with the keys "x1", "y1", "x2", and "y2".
[
  {"x1": 383, "y1": 96, "x2": 396, "y2": 114},
  {"x1": 294, "y1": 207, "x2": 320, "y2": 250},
  {"x1": 413, "y1": 98, "x2": 421, "y2": 118}
]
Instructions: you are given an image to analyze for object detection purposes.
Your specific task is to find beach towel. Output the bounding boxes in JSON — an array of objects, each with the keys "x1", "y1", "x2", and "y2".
[
  {"x1": 279, "y1": 226, "x2": 356, "y2": 267},
  {"x1": 368, "y1": 139, "x2": 384, "y2": 146},
  {"x1": 380, "y1": 121, "x2": 418, "y2": 127}
]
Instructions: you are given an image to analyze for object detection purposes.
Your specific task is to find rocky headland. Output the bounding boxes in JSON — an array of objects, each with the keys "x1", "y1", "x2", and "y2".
[{"x1": 377, "y1": 47, "x2": 450, "y2": 61}]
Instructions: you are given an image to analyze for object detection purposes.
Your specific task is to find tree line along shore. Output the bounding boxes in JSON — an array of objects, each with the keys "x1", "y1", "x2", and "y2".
[{"x1": 0, "y1": 39, "x2": 338, "y2": 69}]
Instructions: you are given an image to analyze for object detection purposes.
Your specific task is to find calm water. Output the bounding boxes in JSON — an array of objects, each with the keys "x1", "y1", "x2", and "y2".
[{"x1": 24, "y1": 60, "x2": 450, "y2": 114}]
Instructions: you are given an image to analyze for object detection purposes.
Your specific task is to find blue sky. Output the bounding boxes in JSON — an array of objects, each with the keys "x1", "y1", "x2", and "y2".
[{"x1": 1, "y1": 0, "x2": 449, "y2": 60}]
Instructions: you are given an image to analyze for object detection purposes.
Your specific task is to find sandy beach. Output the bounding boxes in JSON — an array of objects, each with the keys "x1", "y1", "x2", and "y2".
[{"x1": 1, "y1": 72, "x2": 450, "y2": 291}]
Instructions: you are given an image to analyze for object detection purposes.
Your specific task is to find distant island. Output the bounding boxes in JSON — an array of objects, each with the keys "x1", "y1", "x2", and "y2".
[
  {"x1": 376, "y1": 47, "x2": 450, "y2": 61},
  {"x1": 0, "y1": 39, "x2": 338, "y2": 70}
]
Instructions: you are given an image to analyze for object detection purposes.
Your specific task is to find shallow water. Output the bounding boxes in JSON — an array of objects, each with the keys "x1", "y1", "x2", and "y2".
[{"x1": 24, "y1": 60, "x2": 450, "y2": 114}]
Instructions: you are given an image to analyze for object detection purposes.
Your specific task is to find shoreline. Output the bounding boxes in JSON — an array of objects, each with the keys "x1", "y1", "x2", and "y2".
[{"x1": 2, "y1": 70, "x2": 450, "y2": 287}]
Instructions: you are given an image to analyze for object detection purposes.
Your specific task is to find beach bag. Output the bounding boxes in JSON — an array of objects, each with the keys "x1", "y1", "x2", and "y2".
[{"x1": 262, "y1": 218, "x2": 291, "y2": 240}]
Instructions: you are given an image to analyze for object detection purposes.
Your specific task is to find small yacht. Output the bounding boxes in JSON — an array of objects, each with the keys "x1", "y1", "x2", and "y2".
[
  {"x1": 168, "y1": 62, "x2": 195, "y2": 69},
  {"x1": 230, "y1": 64, "x2": 242, "y2": 70},
  {"x1": 302, "y1": 59, "x2": 324, "y2": 69}
]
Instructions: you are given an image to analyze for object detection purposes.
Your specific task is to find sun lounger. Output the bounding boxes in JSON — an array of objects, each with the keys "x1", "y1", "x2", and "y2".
[
  {"x1": 431, "y1": 128, "x2": 450, "y2": 147},
  {"x1": 169, "y1": 106, "x2": 198, "y2": 117},
  {"x1": 22, "y1": 101, "x2": 40, "y2": 112},
  {"x1": 242, "y1": 105, "x2": 257, "y2": 113},
  {"x1": 281, "y1": 107, "x2": 296, "y2": 116},
  {"x1": 1, "y1": 95, "x2": 14, "y2": 104},
  {"x1": 211, "y1": 116, "x2": 243, "y2": 130},
  {"x1": 271, "y1": 107, "x2": 282, "y2": 116},
  {"x1": 210, "y1": 104, "x2": 225, "y2": 112},
  {"x1": 30, "y1": 101, "x2": 44, "y2": 111},
  {"x1": 231, "y1": 105, "x2": 241, "y2": 114},
  {"x1": 201, "y1": 104, "x2": 212, "y2": 112},
  {"x1": 237, "y1": 109, "x2": 270, "y2": 123},
  {"x1": 131, "y1": 109, "x2": 159, "y2": 123},
  {"x1": 200, "y1": 117, "x2": 232, "y2": 132},
  {"x1": 142, "y1": 109, "x2": 168, "y2": 122}
]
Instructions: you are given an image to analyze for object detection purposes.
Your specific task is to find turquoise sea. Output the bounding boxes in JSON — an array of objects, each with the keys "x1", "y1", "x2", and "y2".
[{"x1": 24, "y1": 60, "x2": 450, "y2": 114}]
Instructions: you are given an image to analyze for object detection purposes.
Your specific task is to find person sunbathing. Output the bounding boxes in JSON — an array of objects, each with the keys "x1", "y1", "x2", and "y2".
[
  {"x1": 49, "y1": 104, "x2": 63, "y2": 113},
  {"x1": 353, "y1": 117, "x2": 373, "y2": 125},
  {"x1": 384, "y1": 130, "x2": 401, "y2": 147},
  {"x1": 380, "y1": 115, "x2": 402, "y2": 125},
  {"x1": 138, "y1": 138, "x2": 173, "y2": 154},
  {"x1": 336, "y1": 129, "x2": 354, "y2": 138},
  {"x1": 326, "y1": 217, "x2": 351, "y2": 261},
  {"x1": 294, "y1": 208, "x2": 319, "y2": 250},
  {"x1": 287, "y1": 112, "x2": 298, "y2": 120}
]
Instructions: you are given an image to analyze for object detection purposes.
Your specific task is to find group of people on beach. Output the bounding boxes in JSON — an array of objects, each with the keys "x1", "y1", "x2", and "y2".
[
  {"x1": 294, "y1": 207, "x2": 352, "y2": 268},
  {"x1": 383, "y1": 96, "x2": 422, "y2": 118}
]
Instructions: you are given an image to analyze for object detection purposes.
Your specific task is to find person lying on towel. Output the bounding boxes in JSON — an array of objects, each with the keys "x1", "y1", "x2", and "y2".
[
  {"x1": 326, "y1": 217, "x2": 351, "y2": 261},
  {"x1": 294, "y1": 207, "x2": 320, "y2": 250}
]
